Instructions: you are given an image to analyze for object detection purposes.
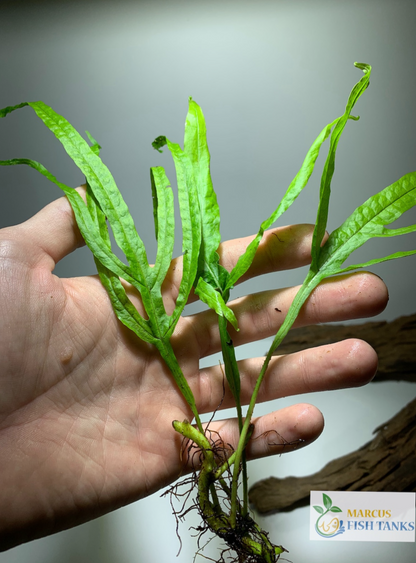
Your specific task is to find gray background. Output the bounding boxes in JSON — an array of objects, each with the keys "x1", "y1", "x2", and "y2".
[{"x1": 1, "y1": 1, "x2": 416, "y2": 562}]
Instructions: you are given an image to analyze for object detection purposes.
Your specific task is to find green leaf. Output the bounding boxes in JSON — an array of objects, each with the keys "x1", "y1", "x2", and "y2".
[
  {"x1": 152, "y1": 135, "x2": 167, "y2": 153},
  {"x1": 0, "y1": 102, "x2": 29, "y2": 118},
  {"x1": 2, "y1": 101, "x2": 152, "y2": 289},
  {"x1": 264, "y1": 172, "x2": 416, "y2": 365},
  {"x1": 252, "y1": 167, "x2": 416, "y2": 413},
  {"x1": 310, "y1": 62, "x2": 371, "y2": 271},
  {"x1": 30, "y1": 101, "x2": 151, "y2": 279},
  {"x1": 0, "y1": 157, "x2": 139, "y2": 286},
  {"x1": 318, "y1": 171, "x2": 416, "y2": 275},
  {"x1": 323, "y1": 494, "x2": 332, "y2": 510},
  {"x1": 0, "y1": 101, "x2": 203, "y2": 431},
  {"x1": 224, "y1": 117, "x2": 338, "y2": 291},
  {"x1": 0, "y1": 102, "x2": 175, "y2": 341},
  {"x1": 150, "y1": 167, "x2": 160, "y2": 241},
  {"x1": 313, "y1": 506, "x2": 324, "y2": 514},
  {"x1": 161, "y1": 138, "x2": 202, "y2": 336},
  {"x1": 85, "y1": 131, "x2": 102, "y2": 156},
  {"x1": 184, "y1": 98, "x2": 222, "y2": 290},
  {"x1": 335, "y1": 248, "x2": 416, "y2": 274},
  {"x1": 331, "y1": 506, "x2": 342, "y2": 513},
  {"x1": 217, "y1": 315, "x2": 242, "y2": 425},
  {"x1": 86, "y1": 181, "x2": 110, "y2": 245},
  {"x1": 85, "y1": 188, "x2": 155, "y2": 343},
  {"x1": 150, "y1": 166, "x2": 175, "y2": 291},
  {"x1": 95, "y1": 260, "x2": 158, "y2": 344},
  {"x1": 195, "y1": 278, "x2": 238, "y2": 330}
]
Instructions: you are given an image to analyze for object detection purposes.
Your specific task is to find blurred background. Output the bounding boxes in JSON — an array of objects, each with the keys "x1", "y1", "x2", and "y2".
[{"x1": 1, "y1": 0, "x2": 416, "y2": 561}]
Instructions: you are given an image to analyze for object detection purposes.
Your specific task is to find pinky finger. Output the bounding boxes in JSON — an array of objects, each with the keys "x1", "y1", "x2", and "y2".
[
  {"x1": 244, "y1": 403, "x2": 324, "y2": 460},
  {"x1": 180, "y1": 403, "x2": 324, "y2": 472}
]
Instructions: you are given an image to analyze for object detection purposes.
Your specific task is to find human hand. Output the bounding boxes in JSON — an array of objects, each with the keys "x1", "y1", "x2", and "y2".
[{"x1": 0, "y1": 189, "x2": 388, "y2": 550}]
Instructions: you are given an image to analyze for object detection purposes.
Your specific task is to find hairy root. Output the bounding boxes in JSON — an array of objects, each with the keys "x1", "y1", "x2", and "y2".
[{"x1": 165, "y1": 422, "x2": 288, "y2": 562}]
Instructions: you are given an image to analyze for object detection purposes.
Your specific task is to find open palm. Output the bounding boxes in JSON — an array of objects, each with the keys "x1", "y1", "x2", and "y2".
[{"x1": 0, "y1": 192, "x2": 388, "y2": 550}]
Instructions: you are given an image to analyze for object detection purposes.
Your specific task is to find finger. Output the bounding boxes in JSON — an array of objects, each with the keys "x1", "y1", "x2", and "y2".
[
  {"x1": 196, "y1": 338, "x2": 377, "y2": 414},
  {"x1": 10, "y1": 187, "x2": 86, "y2": 269},
  {"x1": 180, "y1": 271, "x2": 388, "y2": 359},
  {"x1": 217, "y1": 223, "x2": 317, "y2": 281},
  {"x1": 165, "y1": 224, "x2": 316, "y2": 305},
  {"x1": 180, "y1": 403, "x2": 324, "y2": 472},
  {"x1": 237, "y1": 403, "x2": 324, "y2": 461}
]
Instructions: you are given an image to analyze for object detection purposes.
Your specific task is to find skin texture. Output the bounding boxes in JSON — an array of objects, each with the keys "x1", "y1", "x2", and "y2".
[{"x1": 0, "y1": 189, "x2": 388, "y2": 550}]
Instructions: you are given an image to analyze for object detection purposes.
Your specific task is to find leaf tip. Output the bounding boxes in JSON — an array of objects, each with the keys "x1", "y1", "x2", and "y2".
[
  {"x1": 354, "y1": 62, "x2": 372, "y2": 74},
  {"x1": 85, "y1": 130, "x2": 102, "y2": 155},
  {"x1": 152, "y1": 135, "x2": 167, "y2": 153},
  {"x1": 0, "y1": 102, "x2": 29, "y2": 118}
]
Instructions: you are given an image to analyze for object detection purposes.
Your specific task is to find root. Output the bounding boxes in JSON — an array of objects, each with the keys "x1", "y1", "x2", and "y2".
[
  {"x1": 253, "y1": 429, "x2": 306, "y2": 452},
  {"x1": 167, "y1": 422, "x2": 287, "y2": 562}
]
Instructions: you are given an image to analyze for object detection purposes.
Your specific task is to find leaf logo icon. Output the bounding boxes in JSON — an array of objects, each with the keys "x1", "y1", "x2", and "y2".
[{"x1": 313, "y1": 493, "x2": 345, "y2": 538}]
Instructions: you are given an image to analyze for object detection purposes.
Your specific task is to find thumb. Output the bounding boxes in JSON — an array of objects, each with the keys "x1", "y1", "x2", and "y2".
[{"x1": 9, "y1": 186, "x2": 87, "y2": 270}]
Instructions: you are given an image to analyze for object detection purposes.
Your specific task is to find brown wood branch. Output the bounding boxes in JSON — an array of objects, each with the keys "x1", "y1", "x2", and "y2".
[{"x1": 248, "y1": 314, "x2": 416, "y2": 514}]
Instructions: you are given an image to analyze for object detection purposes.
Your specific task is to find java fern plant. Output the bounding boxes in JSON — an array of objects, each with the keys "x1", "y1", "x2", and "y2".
[{"x1": 1, "y1": 63, "x2": 416, "y2": 562}]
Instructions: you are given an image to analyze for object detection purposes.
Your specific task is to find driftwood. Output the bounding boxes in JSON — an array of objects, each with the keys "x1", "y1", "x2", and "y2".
[{"x1": 248, "y1": 314, "x2": 416, "y2": 514}]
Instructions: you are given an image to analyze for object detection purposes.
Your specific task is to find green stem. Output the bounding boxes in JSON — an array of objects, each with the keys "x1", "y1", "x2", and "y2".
[
  {"x1": 218, "y1": 316, "x2": 250, "y2": 521},
  {"x1": 173, "y1": 420, "x2": 286, "y2": 561},
  {"x1": 156, "y1": 339, "x2": 204, "y2": 433},
  {"x1": 218, "y1": 316, "x2": 243, "y2": 429},
  {"x1": 214, "y1": 423, "x2": 255, "y2": 480},
  {"x1": 209, "y1": 483, "x2": 222, "y2": 515},
  {"x1": 230, "y1": 271, "x2": 324, "y2": 521},
  {"x1": 173, "y1": 420, "x2": 229, "y2": 531}
]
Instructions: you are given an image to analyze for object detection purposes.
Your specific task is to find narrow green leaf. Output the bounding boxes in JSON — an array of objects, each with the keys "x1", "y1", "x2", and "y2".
[
  {"x1": 95, "y1": 260, "x2": 158, "y2": 344},
  {"x1": 261, "y1": 172, "x2": 416, "y2": 402},
  {"x1": 149, "y1": 166, "x2": 175, "y2": 291},
  {"x1": 4, "y1": 101, "x2": 152, "y2": 287},
  {"x1": 161, "y1": 139, "x2": 202, "y2": 336},
  {"x1": 218, "y1": 315, "x2": 241, "y2": 412},
  {"x1": 86, "y1": 182, "x2": 110, "y2": 245},
  {"x1": 225, "y1": 117, "x2": 338, "y2": 291},
  {"x1": 310, "y1": 63, "x2": 371, "y2": 270},
  {"x1": 331, "y1": 507, "x2": 342, "y2": 513},
  {"x1": 335, "y1": 249, "x2": 416, "y2": 274},
  {"x1": 0, "y1": 157, "x2": 139, "y2": 286},
  {"x1": 85, "y1": 184, "x2": 157, "y2": 342},
  {"x1": 0, "y1": 102, "x2": 173, "y2": 341},
  {"x1": 1, "y1": 102, "x2": 202, "y2": 429},
  {"x1": 195, "y1": 278, "x2": 238, "y2": 330},
  {"x1": 313, "y1": 506, "x2": 324, "y2": 515},
  {"x1": 318, "y1": 171, "x2": 416, "y2": 275},
  {"x1": 248, "y1": 167, "x2": 416, "y2": 434},
  {"x1": 184, "y1": 98, "x2": 222, "y2": 289},
  {"x1": 0, "y1": 102, "x2": 28, "y2": 118},
  {"x1": 150, "y1": 168, "x2": 160, "y2": 241},
  {"x1": 28, "y1": 101, "x2": 150, "y2": 275},
  {"x1": 85, "y1": 131, "x2": 102, "y2": 156}
]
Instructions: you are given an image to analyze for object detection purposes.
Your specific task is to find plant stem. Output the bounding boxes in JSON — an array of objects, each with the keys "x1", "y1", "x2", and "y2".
[
  {"x1": 230, "y1": 271, "x2": 324, "y2": 522},
  {"x1": 173, "y1": 419, "x2": 286, "y2": 561},
  {"x1": 218, "y1": 316, "x2": 251, "y2": 522},
  {"x1": 157, "y1": 340, "x2": 204, "y2": 433}
]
